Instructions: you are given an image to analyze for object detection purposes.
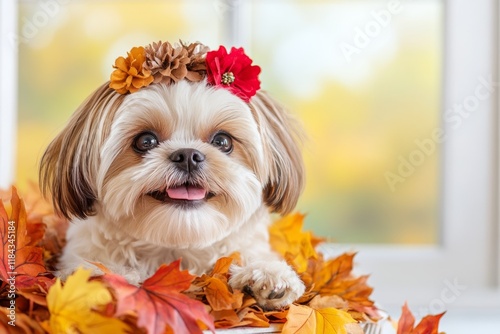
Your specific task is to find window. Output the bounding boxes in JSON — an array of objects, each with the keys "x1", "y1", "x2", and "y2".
[
  {"x1": 2, "y1": 0, "x2": 499, "y2": 329},
  {"x1": 14, "y1": 0, "x2": 442, "y2": 246},
  {"x1": 248, "y1": 0, "x2": 442, "y2": 245}
]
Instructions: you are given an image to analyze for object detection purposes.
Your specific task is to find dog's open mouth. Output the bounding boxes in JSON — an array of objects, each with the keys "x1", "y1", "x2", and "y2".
[{"x1": 148, "y1": 183, "x2": 214, "y2": 206}]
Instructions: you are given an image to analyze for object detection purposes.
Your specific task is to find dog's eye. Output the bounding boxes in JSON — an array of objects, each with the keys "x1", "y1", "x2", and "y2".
[
  {"x1": 211, "y1": 132, "x2": 233, "y2": 154},
  {"x1": 133, "y1": 132, "x2": 159, "y2": 153}
]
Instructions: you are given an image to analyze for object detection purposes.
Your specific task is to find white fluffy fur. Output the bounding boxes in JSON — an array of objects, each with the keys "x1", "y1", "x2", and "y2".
[{"x1": 41, "y1": 80, "x2": 305, "y2": 310}]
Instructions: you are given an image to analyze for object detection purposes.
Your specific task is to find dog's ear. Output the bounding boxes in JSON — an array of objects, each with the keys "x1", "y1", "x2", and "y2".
[
  {"x1": 39, "y1": 83, "x2": 124, "y2": 219},
  {"x1": 249, "y1": 91, "x2": 305, "y2": 215}
]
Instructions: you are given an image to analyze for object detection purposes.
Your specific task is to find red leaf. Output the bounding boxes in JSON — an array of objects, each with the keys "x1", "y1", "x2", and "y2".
[{"x1": 104, "y1": 260, "x2": 215, "y2": 334}]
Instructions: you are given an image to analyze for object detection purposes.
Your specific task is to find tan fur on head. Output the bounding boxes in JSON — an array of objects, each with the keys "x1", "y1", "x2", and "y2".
[
  {"x1": 249, "y1": 91, "x2": 305, "y2": 215},
  {"x1": 39, "y1": 83, "x2": 125, "y2": 219}
]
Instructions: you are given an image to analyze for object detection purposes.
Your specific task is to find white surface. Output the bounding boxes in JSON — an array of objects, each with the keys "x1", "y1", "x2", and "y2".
[
  {"x1": 211, "y1": 324, "x2": 281, "y2": 333},
  {"x1": 440, "y1": 310, "x2": 500, "y2": 334},
  {"x1": 384, "y1": 307, "x2": 500, "y2": 334},
  {"x1": 205, "y1": 310, "x2": 500, "y2": 334}
]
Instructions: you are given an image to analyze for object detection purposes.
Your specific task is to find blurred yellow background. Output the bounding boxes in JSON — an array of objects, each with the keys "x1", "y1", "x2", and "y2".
[{"x1": 16, "y1": 0, "x2": 441, "y2": 244}]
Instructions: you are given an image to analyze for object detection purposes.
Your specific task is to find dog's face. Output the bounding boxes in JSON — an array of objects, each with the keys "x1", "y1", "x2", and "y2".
[
  {"x1": 40, "y1": 80, "x2": 304, "y2": 248},
  {"x1": 100, "y1": 81, "x2": 268, "y2": 248}
]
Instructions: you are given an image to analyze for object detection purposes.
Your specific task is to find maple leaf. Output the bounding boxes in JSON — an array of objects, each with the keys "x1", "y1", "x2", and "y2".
[
  {"x1": 194, "y1": 256, "x2": 243, "y2": 311},
  {"x1": 282, "y1": 304, "x2": 357, "y2": 334},
  {"x1": 269, "y1": 213, "x2": 322, "y2": 273},
  {"x1": 104, "y1": 259, "x2": 215, "y2": 334},
  {"x1": 314, "y1": 253, "x2": 356, "y2": 293},
  {"x1": 298, "y1": 251, "x2": 378, "y2": 321},
  {"x1": 0, "y1": 187, "x2": 47, "y2": 286},
  {"x1": 46, "y1": 267, "x2": 129, "y2": 333},
  {"x1": 397, "y1": 302, "x2": 415, "y2": 334},
  {"x1": 282, "y1": 304, "x2": 316, "y2": 333},
  {"x1": 397, "y1": 302, "x2": 445, "y2": 334}
]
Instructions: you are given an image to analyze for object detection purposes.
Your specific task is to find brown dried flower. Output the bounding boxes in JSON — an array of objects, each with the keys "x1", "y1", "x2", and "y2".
[
  {"x1": 182, "y1": 41, "x2": 209, "y2": 81},
  {"x1": 143, "y1": 41, "x2": 208, "y2": 84},
  {"x1": 143, "y1": 41, "x2": 189, "y2": 84}
]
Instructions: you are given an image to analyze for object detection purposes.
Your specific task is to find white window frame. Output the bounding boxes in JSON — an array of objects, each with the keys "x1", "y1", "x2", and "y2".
[
  {"x1": 319, "y1": 0, "x2": 500, "y2": 311},
  {"x1": 0, "y1": 0, "x2": 18, "y2": 190},
  {"x1": 2, "y1": 0, "x2": 499, "y2": 313}
]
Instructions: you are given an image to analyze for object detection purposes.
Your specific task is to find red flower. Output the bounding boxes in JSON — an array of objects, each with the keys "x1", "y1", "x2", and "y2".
[{"x1": 206, "y1": 46, "x2": 261, "y2": 102}]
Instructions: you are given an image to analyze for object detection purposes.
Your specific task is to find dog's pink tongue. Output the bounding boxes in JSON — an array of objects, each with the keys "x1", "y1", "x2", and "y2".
[{"x1": 166, "y1": 185, "x2": 206, "y2": 200}]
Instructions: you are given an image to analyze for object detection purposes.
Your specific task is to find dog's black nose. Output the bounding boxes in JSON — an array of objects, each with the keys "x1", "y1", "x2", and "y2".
[{"x1": 169, "y1": 149, "x2": 205, "y2": 172}]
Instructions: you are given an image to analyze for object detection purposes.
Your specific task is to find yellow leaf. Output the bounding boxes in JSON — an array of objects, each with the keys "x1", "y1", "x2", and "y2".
[
  {"x1": 315, "y1": 308, "x2": 356, "y2": 334},
  {"x1": 269, "y1": 213, "x2": 319, "y2": 273},
  {"x1": 46, "y1": 268, "x2": 129, "y2": 334},
  {"x1": 283, "y1": 305, "x2": 357, "y2": 334}
]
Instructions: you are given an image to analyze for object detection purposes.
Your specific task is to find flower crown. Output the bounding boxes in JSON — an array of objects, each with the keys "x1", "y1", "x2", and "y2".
[{"x1": 109, "y1": 41, "x2": 261, "y2": 103}]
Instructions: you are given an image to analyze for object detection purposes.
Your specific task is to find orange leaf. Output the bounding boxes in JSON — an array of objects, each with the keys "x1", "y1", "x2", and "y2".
[
  {"x1": 203, "y1": 275, "x2": 240, "y2": 311},
  {"x1": 322, "y1": 275, "x2": 377, "y2": 320},
  {"x1": 239, "y1": 309, "x2": 270, "y2": 328},
  {"x1": 211, "y1": 255, "x2": 236, "y2": 275},
  {"x1": 397, "y1": 302, "x2": 415, "y2": 334},
  {"x1": 397, "y1": 303, "x2": 445, "y2": 334},
  {"x1": 265, "y1": 308, "x2": 289, "y2": 323},
  {"x1": 413, "y1": 313, "x2": 445, "y2": 334},
  {"x1": 0, "y1": 187, "x2": 47, "y2": 285},
  {"x1": 282, "y1": 304, "x2": 316, "y2": 334},
  {"x1": 315, "y1": 253, "x2": 356, "y2": 292},
  {"x1": 104, "y1": 260, "x2": 215, "y2": 334},
  {"x1": 212, "y1": 309, "x2": 241, "y2": 328},
  {"x1": 193, "y1": 256, "x2": 244, "y2": 311},
  {"x1": 299, "y1": 251, "x2": 378, "y2": 321}
]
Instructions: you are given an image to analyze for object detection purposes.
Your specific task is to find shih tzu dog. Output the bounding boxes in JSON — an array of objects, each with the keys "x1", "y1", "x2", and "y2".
[{"x1": 40, "y1": 41, "x2": 305, "y2": 310}]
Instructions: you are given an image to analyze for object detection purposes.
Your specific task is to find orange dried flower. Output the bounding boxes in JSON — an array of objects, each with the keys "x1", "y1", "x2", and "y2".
[{"x1": 109, "y1": 46, "x2": 154, "y2": 94}]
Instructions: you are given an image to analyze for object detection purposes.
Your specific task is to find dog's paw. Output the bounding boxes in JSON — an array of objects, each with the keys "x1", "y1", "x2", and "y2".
[{"x1": 228, "y1": 261, "x2": 305, "y2": 310}]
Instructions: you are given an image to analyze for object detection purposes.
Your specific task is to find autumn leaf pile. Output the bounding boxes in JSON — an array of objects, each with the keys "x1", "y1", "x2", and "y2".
[{"x1": 0, "y1": 186, "x2": 446, "y2": 333}]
